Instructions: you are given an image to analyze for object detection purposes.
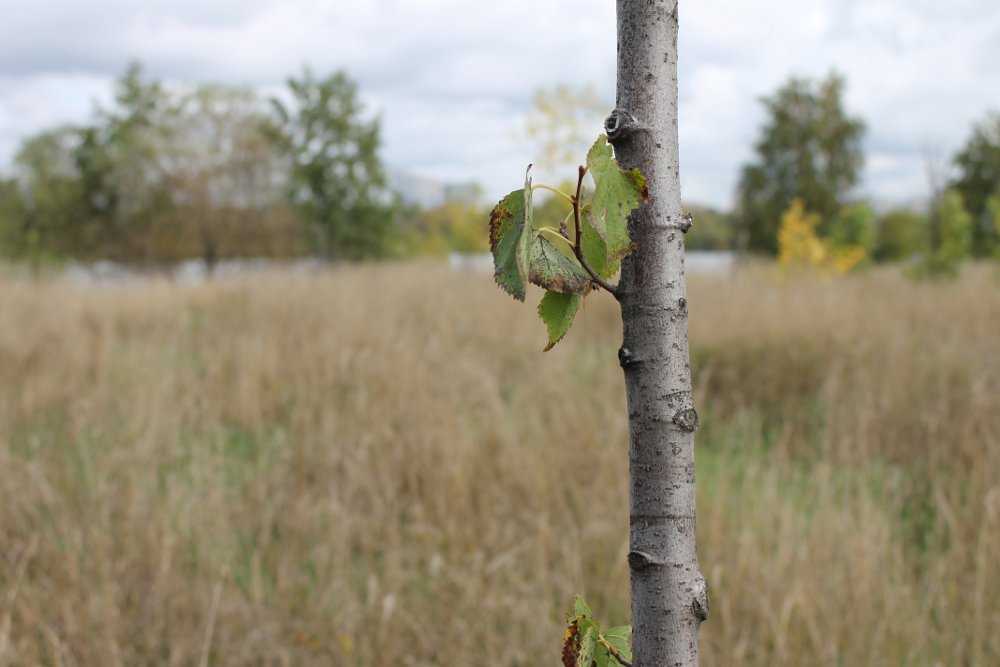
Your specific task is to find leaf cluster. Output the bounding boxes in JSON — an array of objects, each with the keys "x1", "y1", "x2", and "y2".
[
  {"x1": 488, "y1": 136, "x2": 646, "y2": 349},
  {"x1": 561, "y1": 596, "x2": 632, "y2": 667}
]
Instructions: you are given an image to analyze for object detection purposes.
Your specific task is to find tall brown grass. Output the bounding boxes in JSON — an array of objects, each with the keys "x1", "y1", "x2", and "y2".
[{"x1": 0, "y1": 262, "x2": 997, "y2": 666}]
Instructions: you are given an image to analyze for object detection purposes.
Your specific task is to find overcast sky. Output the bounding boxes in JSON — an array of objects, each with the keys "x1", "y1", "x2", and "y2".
[{"x1": 1, "y1": 0, "x2": 998, "y2": 208}]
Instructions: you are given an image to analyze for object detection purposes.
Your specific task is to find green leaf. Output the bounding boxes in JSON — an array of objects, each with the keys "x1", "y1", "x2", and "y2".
[
  {"x1": 573, "y1": 595, "x2": 593, "y2": 620},
  {"x1": 488, "y1": 188, "x2": 527, "y2": 301},
  {"x1": 586, "y1": 136, "x2": 647, "y2": 261},
  {"x1": 538, "y1": 291, "x2": 583, "y2": 351},
  {"x1": 580, "y1": 204, "x2": 621, "y2": 279},
  {"x1": 528, "y1": 236, "x2": 592, "y2": 295},
  {"x1": 578, "y1": 625, "x2": 598, "y2": 667},
  {"x1": 603, "y1": 626, "x2": 633, "y2": 663},
  {"x1": 592, "y1": 644, "x2": 612, "y2": 667}
]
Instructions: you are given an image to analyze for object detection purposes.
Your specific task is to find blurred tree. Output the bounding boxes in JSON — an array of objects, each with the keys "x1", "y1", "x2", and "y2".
[
  {"x1": 13, "y1": 127, "x2": 88, "y2": 260},
  {"x1": 162, "y1": 84, "x2": 303, "y2": 270},
  {"x1": 826, "y1": 200, "x2": 876, "y2": 259},
  {"x1": 737, "y1": 73, "x2": 866, "y2": 254},
  {"x1": 988, "y1": 190, "x2": 1000, "y2": 261},
  {"x1": 684, "y1": 205, "x2": 736, "y2": 251},
  {"x1": 777, "y1": 199, "x2": 867, "y2": 274},
  {"x1": 777, "y1": 199, "x2": 827, "y2": 269},
  {"x1": 53, "y1": 61, "x2": 179, "y2": 262},
  {"x1": 270, "y1": 68, "x2": 395, "y2": 260},
  {"x1": 0, "y1": 177, "x2": 25, "y2": 256},
  {"x1": 874, "y1": 208, "x2": 928, "y2": 262},
  {"x1": 401, "y1": 201, "x2": 489, "y2": 256},
  {"x1": 8, "y1": 63, "x2": 305, "y2": 266},
  {"x1": 96, "y1": 62, "x2": 175, "y2": 261},
  {"x1": 913, "y1": 189, "x2": 973, "y2": 278},
  {"x1": 523, "y1": 84, "x2": 608, "y2": 172},
  {"x1": 951, "y1": 111, "x2": 1000, "y2": 256}
]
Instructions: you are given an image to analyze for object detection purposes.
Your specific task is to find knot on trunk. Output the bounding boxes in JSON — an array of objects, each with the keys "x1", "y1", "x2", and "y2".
[
  {"x1": 692, "y1": 573, "x2": 709, "y2": 623},
  {"x1": 627, "y1": 550, "x2": 665, "y2": 571},
  {"x1": 605, "y1": 109, "x2": 650, "y2": 146},
  {"x1": 680, "y1": 212, "x2": 693, "y2": 233},
  {"x1": 672, "y1": 407, "x2": 699, "y2": 432}
]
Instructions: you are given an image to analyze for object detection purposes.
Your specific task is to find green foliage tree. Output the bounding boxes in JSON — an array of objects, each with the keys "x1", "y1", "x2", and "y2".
[
  {"x1": 874, "y1": 208, "x2": 928, "y2": 262},
  {"x1": 271, "y1": 68, "x2": 395, "y2": 260},
  {"x1": 402, "y1": 201, "x2": 489, "y2": 256},
  {"x1": 0, "y1": 177, "x2": 25, "y2": 256},
  {"x1": 951, "y1": 111, "x2": 1000, "y2": 256},
  {"x1": 13, "y1": 127, "x2": 88, "y2": 260},
  {"x1": 11, "y1": 64, "x2": 174, "y2": 263},
  {"x1": 6, "y1": 63, "x2": 305, "y2": 266},
  {"x1": 684, "y1": 205, "x2": 735, "y2": 251},
  {"x1": 85, "y1": 61, "x2": 176, "y2": 261},
  {"x1": 913, "y1": 189, "x2": 973, "y2": 278},
  {"x1": 161, "y1": 84, "x2": 303, "y2": 269},
  {"x1": 737, "y1": 73, "x2": 866, "y2": 254},
  {"x1": 827, "y1": 200, "x2": 876, "y2": 258},
  {"x1": 988, "y1": 190, "x2": 1000, "y2": 261}
]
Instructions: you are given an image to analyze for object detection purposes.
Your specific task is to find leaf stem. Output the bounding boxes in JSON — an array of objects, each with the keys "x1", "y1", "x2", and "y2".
[
  {"x1": 532, "y1": 183, "x2": 574, "y2": 205},
  {"x1": 597, "y1": 636, "x2": 633, "y2": 667},
  {"x1": 572, "y1": 165, "x2": 619, "y2": 298}
]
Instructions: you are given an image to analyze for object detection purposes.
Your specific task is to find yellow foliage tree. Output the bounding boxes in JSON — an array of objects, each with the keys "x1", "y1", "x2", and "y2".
[{"x1": 777, "y1": 199, "x2": 867, "y2": 274}]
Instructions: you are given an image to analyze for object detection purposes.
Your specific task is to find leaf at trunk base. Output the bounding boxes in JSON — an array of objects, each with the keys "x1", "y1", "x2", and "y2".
[
  {"x1": 577, "y1": 625, "x2": 599, "y2": 667},
  {"x1": 586, "y1": 136, "x2": 648, "y2": 261},
  {"x1": 562, "y1": 617, "x2": 582, "y2": 667},
  {"x1": 488, "y1": 188, "x2": 527, "y2": 300},
  {"x1": 538, "y1": 291, "x2": 583, "y2": 351},
  {"x1": 528, "y1": 235, "x2": 592, "y2": 295},
  {"x1": 603, "y1": 625, "x2": 633, "y2": 663}
]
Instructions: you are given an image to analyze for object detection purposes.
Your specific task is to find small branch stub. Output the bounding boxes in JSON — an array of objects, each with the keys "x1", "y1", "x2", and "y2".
[
  {"x1": 680, "y1": 212, "x2": 693, "y2": 233},
  {"x1": 605, "y1": 109, "x2": 651, "y2": 146},
  {"x1": 618, "y1": 346, "x2": 638, "y2": 369},
  {"x1": 627, "y1": 550, "x2": 665, "y2": 571}
]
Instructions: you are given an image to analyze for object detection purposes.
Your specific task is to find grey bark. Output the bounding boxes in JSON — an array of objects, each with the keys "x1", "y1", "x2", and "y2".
[{"x1": 610, "y1": 1, "x2": 708, "y2": 666}]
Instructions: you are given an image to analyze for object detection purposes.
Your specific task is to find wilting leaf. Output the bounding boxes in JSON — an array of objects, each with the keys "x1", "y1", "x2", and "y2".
[
  {"x1": 562, "y1": 617, "x2": 582, "y2": 667},
  {"x1": 538, "y1": 291, "x2": 583, "y2": 351},
  {"x1": 489, "y1": 188, "x2": 527, "y2": 300},
  {"x1": 528, "y1": 235, "x2": 592, "y2": 295},
  {"x1": 537, "y1": 226, "x2": 577, "y2": 260},
  {"x1": 573, "y1": 595, "x2": 593, "y2": 620},
  {"x1": 489, "y1": 168, "x2": 535, "y2": 301},
  {"x1": 577, "y1": 625, "x2": 598, "y2": 667},
  {"x1": 586, "y1": 136, "x2": 647, "y2": 261}
]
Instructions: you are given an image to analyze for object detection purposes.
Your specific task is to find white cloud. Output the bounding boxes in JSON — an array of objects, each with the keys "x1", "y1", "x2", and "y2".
[{"x1": 0, "y1": 0, "x2": 998, "y2": 209}]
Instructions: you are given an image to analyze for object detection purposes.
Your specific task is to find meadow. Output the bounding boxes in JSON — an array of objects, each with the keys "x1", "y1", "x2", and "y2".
[{"x1": 0, "y1": 261, "x2": 998, "y2": 666}]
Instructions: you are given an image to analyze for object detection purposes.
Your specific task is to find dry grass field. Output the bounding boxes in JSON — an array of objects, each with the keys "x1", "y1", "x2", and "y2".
[{"x1": 1, "y1": 261, "x2": 998, "y2": 666}]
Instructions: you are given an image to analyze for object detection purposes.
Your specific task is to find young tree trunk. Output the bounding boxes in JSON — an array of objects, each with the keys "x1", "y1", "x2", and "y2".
[{"x1": 609, "y1": 1, "x2": 708, "y2": 665}]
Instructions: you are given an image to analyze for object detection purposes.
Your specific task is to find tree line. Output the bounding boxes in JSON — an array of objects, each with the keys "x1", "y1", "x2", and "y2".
[
  {"x1": 736, "y1": 73, "x2": 1000, "y2": 274},
  {"x1": 0, "y1": 63, "x2": 487, "y2": 269},
  {"x1": 1, "y1": 65, "x2": 997, "y2": 272}
]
